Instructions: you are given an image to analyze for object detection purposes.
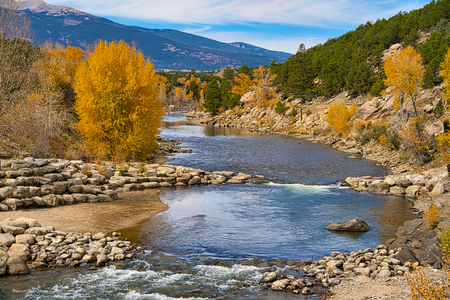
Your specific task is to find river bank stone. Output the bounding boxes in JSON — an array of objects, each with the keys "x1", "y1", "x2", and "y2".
[{"x1": 326, "y1": 218, "x2": 370, "y2": 232}]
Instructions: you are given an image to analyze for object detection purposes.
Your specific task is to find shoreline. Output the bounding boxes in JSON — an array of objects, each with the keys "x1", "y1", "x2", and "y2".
[{"x1": 0, "y1": 190, "x2": 168, "y2": 234}]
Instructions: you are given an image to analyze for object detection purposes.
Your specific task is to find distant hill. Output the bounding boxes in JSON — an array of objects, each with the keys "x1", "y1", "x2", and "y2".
[{"x1": 18, "y1": 0, "x2": 292, "y2": 71}]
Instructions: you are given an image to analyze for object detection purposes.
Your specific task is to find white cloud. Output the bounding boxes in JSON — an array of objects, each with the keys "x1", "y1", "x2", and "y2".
[{"x1": 46, "y1": 0, "x2": 429, "y2": 28}]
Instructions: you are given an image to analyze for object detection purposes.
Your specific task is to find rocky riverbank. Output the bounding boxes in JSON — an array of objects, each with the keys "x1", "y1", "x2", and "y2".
[
  {"x1": 0, "y1": 217, "x2": 143, "y2": 276},
  {"x1": 0, "y1": 157, "x2": 266, "y2": 212}
]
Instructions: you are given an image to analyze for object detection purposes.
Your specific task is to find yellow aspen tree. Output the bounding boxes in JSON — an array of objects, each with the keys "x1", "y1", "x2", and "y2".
[
  {"x1": 437, "y1": 47, "x2": 450, "y2": 163},
  {"x1": 74, "y1": 40, "x2": 163, "y2": 161},
  {"x1": 252, "y1": 65, "x2": 277, "y2": 108},
  {"x1": 232, "y1": 73, "x2": 253, "y2": 96},
  {"x1": 384, "y1": 45, "x2": 424, "y2": 117},
  {"x1": 327, "y1": 102, "x2": 357, "y2": 136}
]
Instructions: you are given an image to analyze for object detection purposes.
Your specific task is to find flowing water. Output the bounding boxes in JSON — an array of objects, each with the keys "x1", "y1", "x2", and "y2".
[{"x1": 0, "y1": 113, "x2": 414, "y2": 299}]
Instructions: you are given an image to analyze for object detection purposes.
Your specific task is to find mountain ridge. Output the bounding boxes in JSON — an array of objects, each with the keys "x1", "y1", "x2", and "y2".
[{"x1": 18, "y1": 0, "x2": 292, "y2": 71}]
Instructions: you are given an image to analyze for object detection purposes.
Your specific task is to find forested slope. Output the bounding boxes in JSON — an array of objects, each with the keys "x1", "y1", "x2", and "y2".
[{"x1": 271, "y1": 0, "x2": 450, "y2": 100}]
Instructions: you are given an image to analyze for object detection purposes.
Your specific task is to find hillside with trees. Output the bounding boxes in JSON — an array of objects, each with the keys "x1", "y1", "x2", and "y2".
[{"x1": 271, "y1": 0, "x2": 450, "y2": 99}]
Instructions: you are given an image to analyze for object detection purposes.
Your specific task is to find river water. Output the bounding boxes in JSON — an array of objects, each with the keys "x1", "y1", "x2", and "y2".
[{"x1": 0, "y1": 113, "x2": 414, "y2": 299}]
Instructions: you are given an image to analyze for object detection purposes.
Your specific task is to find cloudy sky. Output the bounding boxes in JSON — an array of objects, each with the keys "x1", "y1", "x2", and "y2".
[{"x1": 46, "y1": 0, "x2": 431, "y2": 54}]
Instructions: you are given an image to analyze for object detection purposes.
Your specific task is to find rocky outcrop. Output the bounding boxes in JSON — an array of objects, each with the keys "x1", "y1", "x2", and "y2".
[
  {"x1": 0, "y1": 158, "x2": 266, "y2": 211},
  {"x1": 260, "y1": 245, "x2": 411, "y2": 296},
  {"x1": 327, "y1": 218, "x2": 370, "y2": 232},
  {"x1": 0, "y1": 217, "x2": 143, "y2": 276},
  {"x1": 344, "y1": 166, "x2": 450, "y2": 200}
]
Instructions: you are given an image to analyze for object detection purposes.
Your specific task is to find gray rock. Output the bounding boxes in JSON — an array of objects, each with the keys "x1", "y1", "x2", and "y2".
[
  {"x1": 4, "y1": 198, "x2": 23, "y2": 210},
  {"x1": 367, "y1": 180, "x2": 390, "y2": 194},
  {"x1": 271, "y1": 279, "x2": 290, "y2": 291},
  {"x1": 15, "y1": 234, "x2": 35, "y2": 245},
  {"x1": 7, "y1": 243, "x2": 30, "y2": 275},
  {"x1": 1, "y1": 225, "x2": 25, "y2": 236},
  {"x1": 42, "y1": 194, "x2": 62, "y2": 207},
  {"x1": 25, "y1": 227, "x2": 49, "y2": 236},
  {"x1": 260, "y1": 271, "x2": 277, "y2": 283},
  {"x1": 0, "y1": 233, "x2": 15, "y2": 247},
  {"x1": 405, "y1": 185, "x2": 421, "y2": 198},
  {"x1": 188, "y1": 176, "x2": 202, "y2": 185},
  {"x1": 429, "y1": 182, "x2": 444, "y2": 198},
  {"x1": 0, "y1": 249, "x2": 7, "y2": 275},
  {"x1": 15, "y1": 217, "x2": 41, "y2": 229},
  {"x1": 354, "y1": 267, "x2": 371, "y2": 277},
  {"x1": 327, "y1": 218, "x2": 370, "y2": 232},
  {"x1": 96, "y1": 254, "x2": 109, "y2": 267},
  {"x1": 377, "y1": 269, "x2": 391, "y2": 278},
  {"x1": 0, "y1": 186, "x2": 14, "y2": 200}
]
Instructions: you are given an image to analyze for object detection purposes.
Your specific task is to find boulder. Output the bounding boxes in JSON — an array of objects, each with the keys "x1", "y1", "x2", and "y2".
[
  {"x1": 6, "y1": 243, "x2": 30, "y2": 275},
  {"x1": 429, "y1": 182, "x2": 444, "y2": 198},
  {"x1": 15, "y1": 217, "x2": 41, "y2": 228},
  {"x1": 367, "y1": 180, "x2": 390, "y2": 194},
  {"x1": 15, "y1": 234, "x2": 35, "y2": 245},
  {"x1": 25, "y1": 227, "x2": 49, "y2": 236},
  {"x1": 260, "y1": 271, "x2": 277, "y2": 283},
  {"x1": 0, "y1": 249, "x2": 7, "y2": 275},
  {"x1": 0, "y1": 186, "x2": 14, "y2": 200},
  {"x1": 271, "y1": 279, "x2": 290, "y2": 291},
  {"x1": 327, "y1": 218, "x2": 370, "y2": 232},
  {"x1": 1, "y1": 225, "x2": 25, "y2": 236},
  {"x1": 0, "y1": 233, "x2": 15, "y2": 247}
]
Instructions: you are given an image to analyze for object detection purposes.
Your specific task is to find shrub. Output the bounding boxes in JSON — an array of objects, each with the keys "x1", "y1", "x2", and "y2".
[
  {"x1": 290, "y1": 107, "x2": 298, "y2": 117},
  {"x1": 275, "y1": 101, "x2": 288, "y2": 114},
  {"x1": 424, "y1": 204, "x2": 441, "y2": 227},
  {"x1": 306, "y1": 110, "x2": 312, "y2": 117}
]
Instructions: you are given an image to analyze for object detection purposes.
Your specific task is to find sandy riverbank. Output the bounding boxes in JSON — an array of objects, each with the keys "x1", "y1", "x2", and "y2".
[{"x1": 0, "y1": 190, "x2": 168, "y2": 233}]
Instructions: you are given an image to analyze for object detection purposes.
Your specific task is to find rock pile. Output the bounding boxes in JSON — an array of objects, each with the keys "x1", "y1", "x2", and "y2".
[
  {"x1": 0, "y1": 217, "x2": 142, "y2": 276},
  {"x1": 344, "y1": 166, "x2": 450, "y2": 199},
  {"x1": 260, "y1": 245, "x2": 413, "y2": 295},
  {"x1": 0, "y1": 157, "x2": 265, "y2": 211}
]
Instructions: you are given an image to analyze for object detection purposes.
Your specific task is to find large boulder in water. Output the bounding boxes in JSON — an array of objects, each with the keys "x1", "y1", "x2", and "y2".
[{"x1": 326, "y1": 218, "x2": 370, "y2": 232}]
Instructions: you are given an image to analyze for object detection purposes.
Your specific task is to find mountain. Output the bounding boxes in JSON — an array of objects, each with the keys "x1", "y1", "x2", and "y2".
[{"x1": 18, "y1": 0, "x2": 292, "y2": 71}]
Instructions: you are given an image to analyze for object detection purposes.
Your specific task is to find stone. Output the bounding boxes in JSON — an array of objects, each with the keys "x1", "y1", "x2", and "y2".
[
  {"x1": 405, "y1": 185, "x2": 421, "y2": 198},
  {"x1": 354, "y1": 267, "x2": 371, "y2": 277},
  {"x1": 377, "y1": 269, "x2": 391, "y2": 278},
  {"x1": 7, "y1": 243, "x2": 30, "y2": 275},
  {"x1": 4, "y1": 198, "x2": 23, "y2": 210},
  {"x1": 0, "y1": 233, "x2": 15, "y2": 247},
  {"x1": 42, "y1": 194, "x2": 62, "y2": 207},
  {"x1": 260, "y1": 271, "x2": 277, "y2": 283},
  {"x1": 15, "y1": 234, "x2": 35, "y2": 245},
  {"x1": 0, "y1": 186, "x2": 14, "y2": 200},
  {"x1": 25, "y1": 227, "x2": 49, "y2": 236},
  {"x1": 188, "y1": 176, "x2": 202, "y2": 185},
  {"x1": 92, "y1": 232, "x2": 107, "y2": 240},
  {"x1": 2, "y1": 224, "x2": 25, "y2": 235},
  {"x1": 384, "y1": 177, "x2": 397, "y2": 186},
  {"x1": 367, "y1": 180, "x2": 390, "y2": 194},
  {"x1": 327, "y1": 218, "x2": 370, "y2": 232},
  {"x1": 0, "y1": 249, "x2": 7, "y2": 275},
  {"x1": 15, "y1": 217, "x2": 41, "y2": 228},
  {"x1": 96, "y1": 254, "x2": 109, "y2": 267},
  {"x1": 429, "y1": 182, "x2": 444, "y2": 198},
  {"x1": 389, "y1": 186, "x2": 405, "y2": 196},
  {"x1": 271, "y1": 279, "x2": 290, "y2": 291}
]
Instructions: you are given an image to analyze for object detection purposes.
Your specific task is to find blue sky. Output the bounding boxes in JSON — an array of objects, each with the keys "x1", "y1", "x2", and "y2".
[{"x1": 47, "y1": 0, "x2": 431, "y2": 54}]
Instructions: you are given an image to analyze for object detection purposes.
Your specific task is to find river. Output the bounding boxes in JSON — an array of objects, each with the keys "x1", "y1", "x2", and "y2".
[{"x1": 0, "y1": 113, "x2": 414, "y2": 299}]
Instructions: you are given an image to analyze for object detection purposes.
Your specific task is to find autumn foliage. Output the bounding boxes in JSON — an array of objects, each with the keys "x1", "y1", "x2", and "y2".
[
  {"x1": 74, "y1": 40, "x2": 163, "y2": 161},
  {"x1": 327, "y1": 102, "x2": 358, "y2": 136},
  {"x1": 384, "y1": 45, "x2": 424, "y2": 116}
]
